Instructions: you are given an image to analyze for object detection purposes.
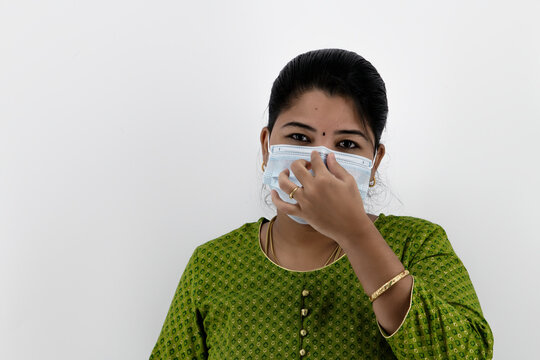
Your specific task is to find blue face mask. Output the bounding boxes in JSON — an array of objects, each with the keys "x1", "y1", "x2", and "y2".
[{"x1": 262, "y1": 142, "x2": 377, "y2": 224}]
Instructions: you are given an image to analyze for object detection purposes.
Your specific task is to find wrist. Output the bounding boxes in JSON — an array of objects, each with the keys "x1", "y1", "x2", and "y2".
[{"x1": 337, "y1": 214, "x2": 374, "y2": 248}]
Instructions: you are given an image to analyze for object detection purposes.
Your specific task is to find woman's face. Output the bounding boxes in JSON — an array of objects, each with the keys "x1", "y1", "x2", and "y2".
[{"x1": 261, "y1": 88, "x2": 385, "y2": 179}]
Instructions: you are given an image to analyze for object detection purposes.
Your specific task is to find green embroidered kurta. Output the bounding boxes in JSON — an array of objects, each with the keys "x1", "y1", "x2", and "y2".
[{"x1": 149, "y1": 213, "x2": 494, "y2": 359}]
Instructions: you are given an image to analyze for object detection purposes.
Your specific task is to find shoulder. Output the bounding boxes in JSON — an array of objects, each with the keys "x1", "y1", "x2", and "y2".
[
  {"x1": 194, "y1": 217, "x2": 264, "y2": 259},
  {"x1": 377, "y1": 213, "x2": 455, "y2": 261},
  {"x1": 377, "y1": 213, "x2": 445, "y2": 236}
]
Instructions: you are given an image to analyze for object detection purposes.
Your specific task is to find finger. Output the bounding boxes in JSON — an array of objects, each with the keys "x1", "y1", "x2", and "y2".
[
  {"x1": 270, "y1": 189, "x2": 302, "y2": 216},
  {"x1": 290, "y1": 159, "x2": 313, "y2": 187},
  {"x1": 326, "y1": 152, "x2": 351, "y2": 182},
  {"x1": 310, "y1": 150, "x2": 328, "y2": 176},
  {"x1": 278, "y1": 169, "x2": 305, "y2": 203}
]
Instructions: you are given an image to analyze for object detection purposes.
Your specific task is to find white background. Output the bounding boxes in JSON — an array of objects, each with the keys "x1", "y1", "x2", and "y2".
[{"x1": 1, "y1": 1, "x2": 538, "y2": 359}]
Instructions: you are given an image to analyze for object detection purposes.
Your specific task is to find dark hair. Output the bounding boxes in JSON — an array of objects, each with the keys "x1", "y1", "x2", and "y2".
[{"x1": 267, "y1": 48, "x2": 388, "y2": 154}]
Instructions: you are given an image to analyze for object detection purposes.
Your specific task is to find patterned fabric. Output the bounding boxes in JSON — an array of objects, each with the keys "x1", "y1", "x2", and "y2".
[{"x1": 149, "y1": 213, "x2": 494, "y2": 359}]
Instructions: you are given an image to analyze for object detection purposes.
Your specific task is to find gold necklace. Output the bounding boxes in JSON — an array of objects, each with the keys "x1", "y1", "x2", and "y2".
[{"x1": 265, "y1": 215, "x2": 342, "y2": 268}]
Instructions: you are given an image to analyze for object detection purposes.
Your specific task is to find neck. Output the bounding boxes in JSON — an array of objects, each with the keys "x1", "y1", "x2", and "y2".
[{"x1": 271, "y1": 212, "x2": 339, "y2": 258}]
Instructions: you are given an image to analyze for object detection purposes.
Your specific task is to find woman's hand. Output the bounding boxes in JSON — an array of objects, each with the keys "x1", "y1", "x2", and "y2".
[{"x1": 270, "y1": 150, "x2": 372, "y2": 245}]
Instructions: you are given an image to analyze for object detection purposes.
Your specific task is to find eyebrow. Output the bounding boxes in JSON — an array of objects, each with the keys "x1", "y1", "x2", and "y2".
[{"x1": 281, "y1": 121, "x2": 370, "y2": 142}]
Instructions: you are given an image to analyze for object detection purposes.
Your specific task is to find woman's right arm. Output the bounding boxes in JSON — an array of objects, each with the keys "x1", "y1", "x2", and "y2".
[{"x1": 149, "y1": 246, "x2": 208, "y2": 360}]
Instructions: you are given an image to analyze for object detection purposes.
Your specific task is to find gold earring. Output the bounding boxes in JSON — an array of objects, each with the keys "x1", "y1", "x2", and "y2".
[{"x1": 369, "y1": 178, "x2": 376, "y2": 187}]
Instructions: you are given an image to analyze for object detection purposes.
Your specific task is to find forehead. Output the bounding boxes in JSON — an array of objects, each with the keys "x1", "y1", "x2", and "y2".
[{"x1": 275, "y1": 89, "x2": 372, "y2": 137}]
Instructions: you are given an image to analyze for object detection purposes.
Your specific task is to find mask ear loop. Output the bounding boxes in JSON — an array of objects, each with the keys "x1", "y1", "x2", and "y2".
[
  {"x1": 370, "y1": 148, "x2": 378, "y2": 169},
  {"x1": 368, "y1": 148, "x2": 378, "y2": 187}
]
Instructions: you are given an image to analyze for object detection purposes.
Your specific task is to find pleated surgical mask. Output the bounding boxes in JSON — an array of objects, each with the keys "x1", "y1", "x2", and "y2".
[{"x1": 263, "y1": 142, "x2": 377, "y2": 224}]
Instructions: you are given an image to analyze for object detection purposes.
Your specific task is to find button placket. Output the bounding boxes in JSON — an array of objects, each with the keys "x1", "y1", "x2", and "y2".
[{"x1": 299, "y1": 286, "x2": 310, "y2": 357}]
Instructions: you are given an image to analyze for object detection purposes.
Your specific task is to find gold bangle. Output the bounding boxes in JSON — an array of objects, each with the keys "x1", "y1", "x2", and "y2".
[{"x1": 369, "y1": 269, "x2": 410, "y2": 302}]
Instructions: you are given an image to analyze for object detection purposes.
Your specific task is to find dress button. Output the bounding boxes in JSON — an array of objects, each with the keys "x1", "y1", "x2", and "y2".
[
  {"x1": 299, "y1": 348, "x2": 306, "y2": 356},
  {"x1": 301, "y1": 308, "x2": 308, "y2": 316},
  {"x1": 300, "y1": 329, "x2": 307, "y2": 336},
  {"x1": 302, "y1": 289, "x2": 310, "y2": 296}
]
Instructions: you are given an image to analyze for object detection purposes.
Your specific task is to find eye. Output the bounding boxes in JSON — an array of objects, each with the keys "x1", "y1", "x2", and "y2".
[
  {"x1": 337, "y1": 139, "x2": 360, "y2": 149},
  {"x1": 288, "y1": 133, "x2": 310, "y2": 143}
]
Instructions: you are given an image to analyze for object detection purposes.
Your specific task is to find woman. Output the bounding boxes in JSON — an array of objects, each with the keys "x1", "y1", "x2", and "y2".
[{"x1": 149, "y1": 49, "x2": 494, "y2": 359}]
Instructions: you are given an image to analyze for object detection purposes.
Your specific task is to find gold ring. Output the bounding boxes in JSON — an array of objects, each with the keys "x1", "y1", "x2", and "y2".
[{"x1": 289, "y1": 186, "x2": 300, "y2": 199}]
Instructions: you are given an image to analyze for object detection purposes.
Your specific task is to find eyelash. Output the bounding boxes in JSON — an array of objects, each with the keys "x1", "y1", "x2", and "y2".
[{"x1": 287, "y1": 133, "x2": 360, "y2": 149}]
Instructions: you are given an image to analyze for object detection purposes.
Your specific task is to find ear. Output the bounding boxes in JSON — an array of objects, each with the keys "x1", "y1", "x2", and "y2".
[
  {"x1": 260, "y1": 127, "x2": 270, "y2": 164},
  {"x1": 370, "y1": 143, "x2": 385, "y2": 179}
]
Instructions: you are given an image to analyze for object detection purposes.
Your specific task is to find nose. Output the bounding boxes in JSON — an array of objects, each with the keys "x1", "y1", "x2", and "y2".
[{"x1": 310, "y1": 139, "x2": 336, "y2": 151}]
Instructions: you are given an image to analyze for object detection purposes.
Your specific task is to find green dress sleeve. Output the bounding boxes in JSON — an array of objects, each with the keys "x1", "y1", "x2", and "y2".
[
  {"x1": 377, "y1": 223, "x2": 494, "y2": 359},
  {"x1": 149, "y1": 246, "x2": 208, "y2": 360}
]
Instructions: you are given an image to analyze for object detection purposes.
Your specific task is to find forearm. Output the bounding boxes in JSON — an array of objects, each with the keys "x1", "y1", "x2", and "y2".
[{"x1": 338, "y1": 219, "x2": 413, "y2": 334}]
